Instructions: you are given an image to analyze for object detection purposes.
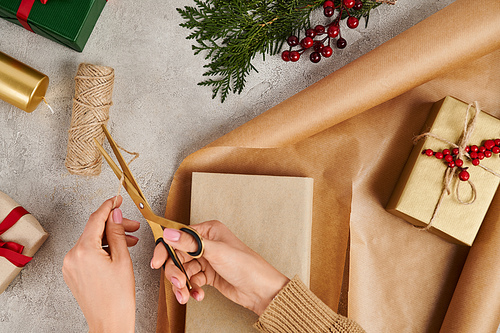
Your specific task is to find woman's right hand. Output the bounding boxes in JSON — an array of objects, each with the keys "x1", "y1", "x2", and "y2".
[{"x1": 150, "y1": 220, "x2": 289, "y2": 316}]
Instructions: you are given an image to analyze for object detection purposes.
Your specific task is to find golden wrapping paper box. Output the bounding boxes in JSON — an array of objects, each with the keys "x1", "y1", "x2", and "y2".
[{"x1": 387, "y1": 96, "x2": 500, "y2": 246}]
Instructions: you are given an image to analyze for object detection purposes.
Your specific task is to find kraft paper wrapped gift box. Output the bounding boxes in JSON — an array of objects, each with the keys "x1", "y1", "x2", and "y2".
[
  {"x1": 387, "y1": 96, "x2": 500, "y2": 246},
  {"x1": 0, "y1": 0, "x2": 107, "y2": 52},
  {"x1": 186, "y1": 172, "x2": 314, "y2": 333},
  {"x1": 0, "y1": 191, "x2": 49, "y2": 294}
]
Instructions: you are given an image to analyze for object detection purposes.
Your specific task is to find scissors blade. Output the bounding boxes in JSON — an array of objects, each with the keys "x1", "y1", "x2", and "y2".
[
  {"x1": 94, "y1": 138, "x2": 188, "y2": 228},
  {"x1": 94, "y1": 138, "x2": 150, "y2": 209},
  {"x1": 94, "y1": 130, "x2": 204, "y2": 260},
  {"x1": 94, "y1": 139, "x2": 188, "y2": 227},
  {"x1": 100, "y1": 125, "x2": 146, "y2": 200}
]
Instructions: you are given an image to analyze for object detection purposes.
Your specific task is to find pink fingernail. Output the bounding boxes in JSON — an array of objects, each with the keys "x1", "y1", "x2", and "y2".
[
  {"x1": 175, "y1": 291, "x2": 183, "y2": 303},
  {"x1": 150, "y1": 259, "x2": 155, "y2": 269},
  {"x1": 163, "y1": 228, "x2": 180, "y2": 241},
  {"x1": 128, "y1": 235, "x2": 139, "y2": 241},
  {"x1": 113, "y1": 208, "x2": 123, "y2": 224},
  {"x1": 171, "y1": 277, "x2": 182, "y2": 289},
  {"x1": 192, "y1": 291, "x2": 201, "y2": 301}
]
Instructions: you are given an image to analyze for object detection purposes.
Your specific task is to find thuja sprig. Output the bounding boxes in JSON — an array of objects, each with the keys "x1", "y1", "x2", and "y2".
[{"x1": 177, "y1": 0, "x2": 384, "y2": 102}]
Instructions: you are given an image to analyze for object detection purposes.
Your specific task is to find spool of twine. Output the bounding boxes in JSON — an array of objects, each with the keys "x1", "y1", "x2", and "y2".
[{"x1": 65, "y1": 63, "x2": 115, "y2": 176}]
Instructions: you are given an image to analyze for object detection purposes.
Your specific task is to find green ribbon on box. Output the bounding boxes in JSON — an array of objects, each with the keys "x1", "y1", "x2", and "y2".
[{"x1": 0, "y1": 0, "x2": 107, "y2": 52}]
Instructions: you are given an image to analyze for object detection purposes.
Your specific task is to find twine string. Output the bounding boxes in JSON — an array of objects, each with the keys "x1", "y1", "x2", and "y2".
[
  {"x1": 64, "y1": 63, "x2": 115, "y2": 176},
  {"x1": 413, "y1": 101, "x2": 499, "y2": 231},
  {"x1": 42, "y1": 97, "x2": 54, "y2": 114}
]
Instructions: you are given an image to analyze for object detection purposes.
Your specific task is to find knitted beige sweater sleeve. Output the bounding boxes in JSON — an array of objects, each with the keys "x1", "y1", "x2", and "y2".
[{"x1": 254, "y1": 276, "x2": 365, "y2": 333}]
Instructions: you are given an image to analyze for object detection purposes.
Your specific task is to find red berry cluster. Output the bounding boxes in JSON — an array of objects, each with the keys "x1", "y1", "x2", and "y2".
[
  {"x1": 281, "y1": 0, "x2": 363, "y2": 63},
  {"x1": 422, "y1": 139, "x2": 500, "y2": 181}
]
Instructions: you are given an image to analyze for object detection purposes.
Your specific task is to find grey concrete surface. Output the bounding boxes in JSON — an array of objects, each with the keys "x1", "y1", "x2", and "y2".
[{"x1": 0, "y1": 0, "x2": 457, "y2": 332}]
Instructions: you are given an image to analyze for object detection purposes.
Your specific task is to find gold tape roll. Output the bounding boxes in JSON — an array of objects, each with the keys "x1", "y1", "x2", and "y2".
[{"x1": 0, "y1": 51, "x2": 49, "y2": 113}]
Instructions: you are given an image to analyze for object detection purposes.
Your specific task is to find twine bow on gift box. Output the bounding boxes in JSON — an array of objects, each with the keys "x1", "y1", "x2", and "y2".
[
  {"x1": 414, "y1": 101, "x2": 500, "y2": 231},
  {"x1": 0, "y1": 206, "x2": 32, "y2": 267},
  {"x1": 16, "y1": 0, "x2": 48, "y2": 32}
]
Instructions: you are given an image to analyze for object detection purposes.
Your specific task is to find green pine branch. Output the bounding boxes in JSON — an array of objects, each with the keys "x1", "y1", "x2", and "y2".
[{"x1": 177, "y1": 0, "x2": 383, "y2": 102}]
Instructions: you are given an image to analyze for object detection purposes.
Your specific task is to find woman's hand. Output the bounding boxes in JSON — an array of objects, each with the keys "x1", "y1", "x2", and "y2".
[
  {"x1": 62, "y1": 196, "x2": 140, "y2": 333},
  {"x1": 150, "y1": 220, "x2": 289, "y2": 316}
]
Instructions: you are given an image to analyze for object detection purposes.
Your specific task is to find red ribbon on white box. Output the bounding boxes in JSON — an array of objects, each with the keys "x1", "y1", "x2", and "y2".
[{"x1": 0, "y1": 206, "x2": 32, "y2": 267}]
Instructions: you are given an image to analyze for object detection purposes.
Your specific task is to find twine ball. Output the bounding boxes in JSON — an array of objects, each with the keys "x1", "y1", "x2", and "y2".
[{"x1": 65, "y1": 63, "x2": 115, "y2": 176}]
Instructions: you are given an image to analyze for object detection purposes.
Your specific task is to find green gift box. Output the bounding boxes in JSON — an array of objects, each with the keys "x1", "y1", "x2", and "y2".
[{"x1": 0, "y1": 0, "x2": 107, "y2": 52}]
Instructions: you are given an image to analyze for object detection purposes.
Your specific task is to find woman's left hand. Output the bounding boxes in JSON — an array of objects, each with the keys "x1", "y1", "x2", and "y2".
[{"x1": 62, "y1": 196, "x2": 140, "y2": 333}]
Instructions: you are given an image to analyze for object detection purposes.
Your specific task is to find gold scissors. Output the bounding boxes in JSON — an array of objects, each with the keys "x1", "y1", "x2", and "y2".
[{"x1": 94, "y1": 125, "x2": 204, "y2": 290}]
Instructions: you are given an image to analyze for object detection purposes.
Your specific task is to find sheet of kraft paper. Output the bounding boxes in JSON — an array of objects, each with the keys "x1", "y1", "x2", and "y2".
[{"x1": 156, "y1": 0, "x2": 500, "y2": 332}]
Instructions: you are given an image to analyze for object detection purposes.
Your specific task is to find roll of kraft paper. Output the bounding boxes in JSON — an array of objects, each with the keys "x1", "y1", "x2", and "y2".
[
  {"x1": 0, "y1": 51, "x2": 49, "y2": 113},
  {"x1": 439, "y1": 188, "x2": 500, "y2": 333}
]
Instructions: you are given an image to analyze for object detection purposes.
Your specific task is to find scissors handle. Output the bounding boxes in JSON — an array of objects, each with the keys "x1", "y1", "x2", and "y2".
[
  {"x1": 156, "y1": 238, "x2": 193, "y2": 290},
  {"x1": 180, "y1": 227, "x2": 203, "y2": 258}
]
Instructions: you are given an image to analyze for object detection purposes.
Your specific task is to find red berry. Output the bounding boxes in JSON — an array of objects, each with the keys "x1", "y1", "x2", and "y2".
[
  {"x1": 327, "y1": 25, "x2": 340, "y2": 38},
  {"x1": 472, "y1": 159, "x2": 480, "y2": 166},
  {"x1": 459, "y1": 169, "x2": 470, "y2": 181},
  {"x1": 321, "y1": 46, "x2": 333, "y2": 57},
  {"x1": 310, "y1": 52, "x2": 321, "y2": 63},
  {"x1": 470, "y1": 145, "x2": 478, "y2": 152},
  {"x1": 470, "y1": 152, "x2": 478, "y2": 159},
  {"x1": 337, "y1": 37, "x2": 347, "y2": 49},
  {"x1": 477, "y1": 152, "x2": 485, "y2": 160},
  {"x1": 448, "y1": 161, "x2": 455, "y2": 168},
  {"x1": 485, "y1": 150, "x2": 492, "y2": 158},
  {"x1": 313, "y1": 41, "x2": 324, "y2": 52},
  {"x1": 445, "y1": 154, "x2": 453, "y2": 162},
  {"x1": 435, "y1": 152, "x2": 444, "y2": 159},
  {"x1": 455, "y1": 159, "x2": 463, "y2": 167},
  {"x1": 287, "y1": 35, "x2": 299, "y2": 47},
  {"x1": 306, "y1": 28, "x2": 316, "y2": 38},
  {"x1": 495, "y1": 139, "x2": 500, "y2": 146},
  {"x1": 479, "y1": 146, "x2": 486, "y2": 153},
  {"x1": 281, "y1": 50, "x2": 290, "y2": 62},
  {"x1": 323, "y1": 0, "x2": 334, "y2": 8},
  {"x1": 424, "y1": 149, "x2": 434, "y2": 156},
  {"x1": 324, "y1": 6, "x2": 334, "y2": 17},
  {"x1": 353, "y1": 0, "x2": 363, "y2": 10},
  {"x1": 493, "y1": 146, "x2": 500, "y2": 154},
  {"x1": 443, "y1": 149, "x2": 451, "y2": 156},
  {"x1": 343, "y1": 0, "x2": 355, "y2": 8},
  {"x1": 289, "y1": 51, "x2": 300, "y2": 62},
  {"x1": 484, "y1": 140, "x2": 495, "y2": 150},
  {"x1": 301, "y1": 37, "x2": 314, "y2": 49},
  {"x1": 314, "y1": 25, "x2": 325, "y2": 34},
  {"x1": 347, "y1": 16, "x2": 359, "y2": 29},
  {"x1": 465, "y1": 146, "x2": 470, "y2": 152},
  {"x1": 452, "y1": 148, "x2": 459, "y2": 155}
]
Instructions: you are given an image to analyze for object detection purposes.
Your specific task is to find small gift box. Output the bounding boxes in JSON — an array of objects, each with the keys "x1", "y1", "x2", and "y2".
[
  {"x1": 0, "y1": 0, "x2": 107, "y2": 52},
  {"x1": 387, "y1": 96, "x2": 500, "y2": 246},
  {"x1": 0, "y1": 191, "x2": 48, "y2": 294}
]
